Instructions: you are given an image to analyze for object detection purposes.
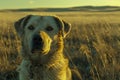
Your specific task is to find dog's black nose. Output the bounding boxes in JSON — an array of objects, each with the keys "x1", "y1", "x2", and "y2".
[
  {"x1": 32, "y1": 35, "x2": 43, "y2": 53},
  {"x1": 33, "y1": 35, "x2": 42, "y2": 44},
  {"x1": 33, "y1": 35, "x2": 43, "y2": 49}
]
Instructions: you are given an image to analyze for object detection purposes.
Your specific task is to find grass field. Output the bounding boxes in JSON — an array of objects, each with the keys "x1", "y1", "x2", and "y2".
[{"x1": 0, "y1": 11, "x2": 120, "y2": 80}]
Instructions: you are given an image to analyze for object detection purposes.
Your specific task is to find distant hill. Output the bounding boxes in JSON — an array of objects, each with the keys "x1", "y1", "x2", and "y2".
[{"x1": 1, "y1": 6, "x2": 120, "y2": 12}]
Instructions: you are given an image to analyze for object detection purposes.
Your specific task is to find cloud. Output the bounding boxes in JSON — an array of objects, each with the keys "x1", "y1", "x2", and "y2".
[{"x1": 29, "y1": 0, "x2": 35, "y2": 4}]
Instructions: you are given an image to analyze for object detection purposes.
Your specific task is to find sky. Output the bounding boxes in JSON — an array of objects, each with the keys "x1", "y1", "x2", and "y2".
[{"x1": 0, "y1": 0, "x2": 120, "y2": 9}]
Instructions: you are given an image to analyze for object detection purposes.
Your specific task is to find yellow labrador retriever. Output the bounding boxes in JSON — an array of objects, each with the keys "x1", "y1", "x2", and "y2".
[{"x1": 14, "y1": 15, "x2": 71, "y2": 80}]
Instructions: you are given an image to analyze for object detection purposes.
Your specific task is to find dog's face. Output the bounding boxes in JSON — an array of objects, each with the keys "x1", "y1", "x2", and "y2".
[{"x1": 14, "y1": 15, "x2": 71, "y2": 58}]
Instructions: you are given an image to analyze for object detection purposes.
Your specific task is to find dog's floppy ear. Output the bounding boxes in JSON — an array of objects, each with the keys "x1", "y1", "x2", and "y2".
[
  {"x1": 14, "y1": 15, "x2": 32, "y2": 37},
  {"x1": 53, "y1": 16, "x2": 71, "y2": 38},
  {"x1": 62, "y1": 20, "x2": 71, "y2": 38}
]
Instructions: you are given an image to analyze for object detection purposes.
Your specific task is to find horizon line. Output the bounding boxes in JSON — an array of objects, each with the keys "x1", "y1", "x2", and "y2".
[{"x1": 0, "y1": 5, "x2": 120, "y2": 10}]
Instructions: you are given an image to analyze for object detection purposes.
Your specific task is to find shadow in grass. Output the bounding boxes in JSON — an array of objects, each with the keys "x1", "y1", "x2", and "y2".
[{"x1": 0, "y1": 70, "x2": 18, "y2": 80}]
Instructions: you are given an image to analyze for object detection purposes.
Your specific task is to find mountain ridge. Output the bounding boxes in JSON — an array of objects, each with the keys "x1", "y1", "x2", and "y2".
[{"x1": 1, "y1": 6, "x2": 120, "y2": 12}]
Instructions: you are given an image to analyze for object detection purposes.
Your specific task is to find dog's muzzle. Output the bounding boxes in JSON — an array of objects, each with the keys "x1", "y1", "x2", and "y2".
[{"x1": 31, "y1": 34, "x2": 43, "y2": 53}]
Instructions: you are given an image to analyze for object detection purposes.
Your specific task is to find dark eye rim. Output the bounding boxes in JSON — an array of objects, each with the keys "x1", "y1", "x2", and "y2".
[
  {"x1": 45, "y1": 26, "x2": 54, "y2": 31},
  {"x1": 28, "y1": 25, "x2": 35, "y2": 30}
]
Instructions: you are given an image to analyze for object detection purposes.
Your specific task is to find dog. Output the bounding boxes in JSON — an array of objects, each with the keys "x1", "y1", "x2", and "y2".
[{"x1": 14, "y1": 15, "x2": 71, "y2": 80}]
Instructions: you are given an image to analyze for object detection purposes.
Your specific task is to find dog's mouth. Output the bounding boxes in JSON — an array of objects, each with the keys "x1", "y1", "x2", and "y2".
[{"x1": 31, "y1": 35, "x2": 43, "y2": 53}]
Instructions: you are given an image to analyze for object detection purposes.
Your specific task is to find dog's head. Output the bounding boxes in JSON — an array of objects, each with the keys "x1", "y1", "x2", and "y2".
[{"x1": 14, "y1": 15, "x2": 71, "y2": 57}]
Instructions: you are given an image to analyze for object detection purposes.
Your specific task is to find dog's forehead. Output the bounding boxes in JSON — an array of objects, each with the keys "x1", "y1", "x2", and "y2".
[{"x1": 29, "y1": 15, "x2": 56, "y2": 24}]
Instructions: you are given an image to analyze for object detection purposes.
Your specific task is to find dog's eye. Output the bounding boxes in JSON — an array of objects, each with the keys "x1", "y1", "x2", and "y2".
[
  {"x1": 45, "y1": 26, "x2": 53, "y2": 31},
  {"x1": 28, "y1": 25, "x2": 35, "y2": 30}
]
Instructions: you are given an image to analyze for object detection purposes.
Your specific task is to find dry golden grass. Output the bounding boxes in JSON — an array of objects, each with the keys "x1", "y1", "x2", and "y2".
[{"x1": 0, "y1": 11, "x2": 120, "y2": 80}]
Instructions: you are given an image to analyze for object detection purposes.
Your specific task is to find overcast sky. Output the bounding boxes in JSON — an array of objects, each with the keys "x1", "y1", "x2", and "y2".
[{"x1": 0, "y1": 0, "x2": 120, "y2": 9}]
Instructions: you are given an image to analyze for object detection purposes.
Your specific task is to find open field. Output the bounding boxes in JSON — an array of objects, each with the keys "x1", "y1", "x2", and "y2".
[{"x1": 0, "y1": 11, "x2": 120, "y2": 80}]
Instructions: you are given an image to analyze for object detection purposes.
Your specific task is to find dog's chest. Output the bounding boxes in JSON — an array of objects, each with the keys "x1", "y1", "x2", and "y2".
[{"x1": 30, "y1": 64, "x2": 66, "y2": 80}]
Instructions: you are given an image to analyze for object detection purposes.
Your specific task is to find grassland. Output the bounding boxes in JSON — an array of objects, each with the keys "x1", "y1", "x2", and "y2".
[{"x1": 0, "y1": 11, "x2": 120, "y2": 80}]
